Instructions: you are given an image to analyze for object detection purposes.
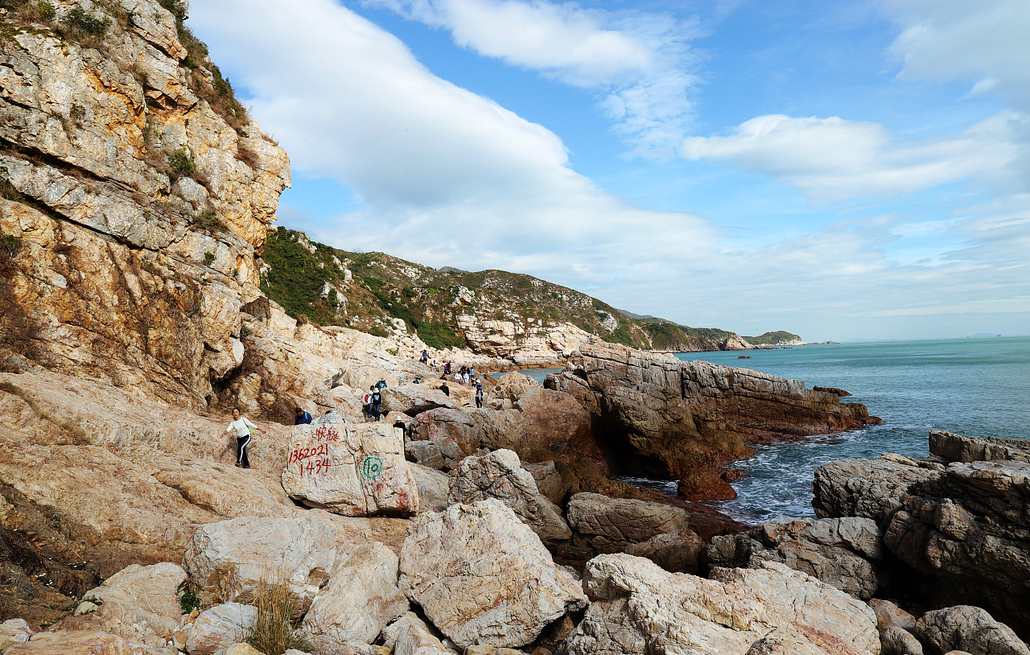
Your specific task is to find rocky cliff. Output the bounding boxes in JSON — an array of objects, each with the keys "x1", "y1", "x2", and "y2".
[
  {"x1": 1, "y1": 0, "x2": 288, "y2": 408},
  {"x1": 552, "y1": 342, "x2": 881, "y2": 485}
]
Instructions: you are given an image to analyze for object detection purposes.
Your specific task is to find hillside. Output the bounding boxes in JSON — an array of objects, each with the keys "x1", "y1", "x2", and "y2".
[
  {"x1": 259, "y1": 228, "x2": 757, "y2": 355},
  {"x1": 743, "y1": 330, "x2": 804, "y2": 345}
]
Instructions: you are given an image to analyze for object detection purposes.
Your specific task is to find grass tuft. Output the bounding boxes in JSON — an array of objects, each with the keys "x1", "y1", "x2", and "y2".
[{"x1": 246, "y1": 574, "x2": 313, "y2": 655}]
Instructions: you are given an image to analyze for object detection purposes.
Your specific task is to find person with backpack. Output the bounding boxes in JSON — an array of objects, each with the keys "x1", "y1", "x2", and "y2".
[
  {"x1": 294, "y1": 407, "x2": 313, "y2": 425},
  {"x1": 222, "y1": 407, "x2": 257, "y2": 468},
  {"x1": 475, "y1": 383, "x2": 484, "y2": 408},
  {"x1": 370, "y1": 386, "x2": 383, "y2": 421}
]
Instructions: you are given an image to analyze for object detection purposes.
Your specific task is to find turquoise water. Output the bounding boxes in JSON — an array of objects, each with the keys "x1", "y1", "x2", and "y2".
[
  {"x1": 519, "y1": 338, "x2": 1030, "y2": 523},
  {"x1": 671, "y1": 336, "x2": 1030, "y2": 522}
]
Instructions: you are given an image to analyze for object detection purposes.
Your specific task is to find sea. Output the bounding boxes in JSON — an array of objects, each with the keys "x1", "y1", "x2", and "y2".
[{"x1": 519, "y1": 336, "x2": 1030, "y2": 523}]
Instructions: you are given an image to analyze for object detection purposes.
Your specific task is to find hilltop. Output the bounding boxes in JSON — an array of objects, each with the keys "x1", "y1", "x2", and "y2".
[{"x1": 260, "y1": 228, "x2": 767, "y2": 356}]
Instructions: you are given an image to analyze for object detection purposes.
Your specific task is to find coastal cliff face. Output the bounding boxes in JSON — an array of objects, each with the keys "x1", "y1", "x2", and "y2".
[
  {"x1": 553, "y1": 342, "x2": 881, "y2": 480},
  {"x1": 0, "y1": 0, "x2": 289, "y2": 407}
]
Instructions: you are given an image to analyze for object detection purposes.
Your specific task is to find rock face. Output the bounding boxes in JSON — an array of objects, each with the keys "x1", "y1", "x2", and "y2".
[
  {"x1": 0, "y1": 0, "x2": 289, "y2": 408},
  {"x1": 281, "y1": 414, "x2": 420, "y2": 516},
  {"x1": 555, "y1": 343, "x2": 880, "y2": 482},
  {"x1": 564, "y1": 554, "x2": 880, "y2": 655},
  {"x1": 705, "y1": 517, "x2": 883, "y2": 599},
  {"x1": 383, "y1": 612, "x2": 455, "y2": 655},
  {"x1": 813, "y1": 431, "x2": 1030, "y2": 639},
  {"x1": 183, "y1": 515, "x2": 335, "y2": 613},
  {"x1": 398, "y1": 500, "x2": 587, "y2": 649},
  {"x1": 185, "y1": 603, "x2": 258, "y2": 655},
  {"x1": 301, "y1": 543, "x2": 409, "y2": 650},
  {"x1": 916, "y1": 606, "x2": 1029, "y2": 655},
  {"x1": 564, "y1": 493, "x2": 703, "y2": 571},
  {"x1": 448, "y1": 449, "x2": 571, "y2": 545},
  {"x1": 4, "y1": 630, "x2": 132, "y2": 655}
]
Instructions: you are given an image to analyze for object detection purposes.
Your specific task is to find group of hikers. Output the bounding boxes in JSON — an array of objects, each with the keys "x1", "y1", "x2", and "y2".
[{"x1": 221, "y1": 350, "x2": 495, "y2": 468}]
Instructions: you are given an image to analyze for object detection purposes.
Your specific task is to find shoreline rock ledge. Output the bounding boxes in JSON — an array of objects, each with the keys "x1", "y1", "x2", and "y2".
[
  {"x1": 552, "y1": 343, "x2": 881, "y2": 480},
  {"x1": 813, "y1": 430, "x2": 1030, "y2": 640}
]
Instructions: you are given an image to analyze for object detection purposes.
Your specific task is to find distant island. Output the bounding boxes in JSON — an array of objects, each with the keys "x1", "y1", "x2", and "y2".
[{"x1": 967, "y1": 333, "x2": 1003, "y2": 338}]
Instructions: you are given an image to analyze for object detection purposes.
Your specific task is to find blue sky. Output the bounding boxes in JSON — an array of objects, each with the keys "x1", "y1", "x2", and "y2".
[{"x1": 189, "y1": 0, "x2": 1030, "y2": 341}]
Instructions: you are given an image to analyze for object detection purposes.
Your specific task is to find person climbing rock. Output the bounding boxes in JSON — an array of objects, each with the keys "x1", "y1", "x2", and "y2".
[
  {"x1": 370, "y1": 386, "x2": 383, "y2": 421},
  {"x1": 475, "y1": 383, "x2": 484, "y2": 408},
  {"x1": 294, "y1": 407, "x2": 312, "y2": 425},
  {"x1": 440, "y1": 381, "x2": 450, "y2": 397},
  {"x1": 222, "y1": 407, "x2": 256, "y2": 468}
]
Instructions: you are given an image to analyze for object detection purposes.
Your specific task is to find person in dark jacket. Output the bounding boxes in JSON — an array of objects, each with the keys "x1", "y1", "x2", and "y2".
[
  {"x1": 440, "y1": 382, "x2": 450, "y2": 397},
  {"x1": 295, "y1": 407, "x2": 313, "y2": 425}
]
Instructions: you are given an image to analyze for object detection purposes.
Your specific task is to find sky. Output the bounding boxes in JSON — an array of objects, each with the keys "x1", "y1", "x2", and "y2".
[{"x1": 188, "y1": 0, "x2": 1030, "y2": 342}]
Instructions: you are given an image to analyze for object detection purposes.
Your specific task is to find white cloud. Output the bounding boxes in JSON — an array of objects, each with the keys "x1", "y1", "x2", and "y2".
[
  {"x1": 365, "y1": 0, "x2": 703, "y2": 154},
  {"x1": 188, "y1": 0, "x2": 1030, "y2": 342},
  {"x1": 189, "y1": 0, "x2": 715, "y2": 268},
  {"x1": 882, "y1": 0, "x2": 1030, "y2": 111},
  {"x1": 680, "y1": 112, "x2": 1026, "y2": 204}
]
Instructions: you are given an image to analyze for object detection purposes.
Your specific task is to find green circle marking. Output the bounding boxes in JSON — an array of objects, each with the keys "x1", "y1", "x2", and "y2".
[{"x1": 362, "y1": 456, "x2": 383, "y2": 480}]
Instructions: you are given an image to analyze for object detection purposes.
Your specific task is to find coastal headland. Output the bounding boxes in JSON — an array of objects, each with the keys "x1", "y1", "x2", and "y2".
[{"x1": 0, "y1": 1, "x2": 1026, "y2": 654}]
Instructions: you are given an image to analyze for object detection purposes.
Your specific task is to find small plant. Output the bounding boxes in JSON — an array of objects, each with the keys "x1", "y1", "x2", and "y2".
[
  {"x1": 235, "y1": 144, "x2": 259, "y2": 169},
  {"x1": 194, "y1": 208, "x2": 226, "y2": 233},
  {"x1": 240, "y1": 324, "x2": 250, "y2": 338},
  {"x1": 167, "y1": 146, "x2": 196, "y2": 182},
  {"x1": 179, "y1": 588, "x2": 202, "y2": 614},
  {"x1": 60, "y1": 6, "x2": 111, "y2": 45},
  {"x1": 0, "y1": 233, "x2": 23, "y2": 271},
  {"x1": 246, "y1": 575, "x2": 312, "y2": 655},
  {"x1": 203, "y1": 251, "x2": 215, "y2": 266},
  {"x1": 37, "y1": 1, "x2": 55, "y2": 20},
  {"x1": 69, "y1": 103, "x2": 85, "y2": 122},
  {"x1": 0, "y1": 167, "x2": 24, "y2": 203}
]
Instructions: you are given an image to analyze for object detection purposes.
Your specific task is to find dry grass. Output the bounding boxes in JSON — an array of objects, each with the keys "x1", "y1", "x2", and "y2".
[{"x1": 246, "y1": 574, "x2": 312, "y2": 655}]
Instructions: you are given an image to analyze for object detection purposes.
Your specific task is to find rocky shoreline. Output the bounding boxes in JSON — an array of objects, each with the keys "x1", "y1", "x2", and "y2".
[{"x1": 1, "y1": 0, "x2": 1027, "y2": 652}]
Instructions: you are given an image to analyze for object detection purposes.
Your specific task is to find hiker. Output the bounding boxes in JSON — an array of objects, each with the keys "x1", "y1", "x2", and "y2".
[
  {"x1": 420, "y1": 350, "x2": 429, "y2": 364},
  {"x1": 222, "y1": 407, "x2": 256, "y2": 469},
  {"x1": 363, "y1": 386, "x2": 374, "y2": 421},
  {"x1": 475, "y1": 383, "x2": 484, "y2": 408},
  {"x1": 393, "y1": 416, "x2": 407, "y2": 441},
  {"x1": 375, "y1": 378, "x2": 388, "y2": 390},
  {"x1": 370, "y1": 386, "x2": 383, "y2": 421},
  {"x1": 440, "y1": 381, "x2": 450, "y2": 397},
  {"x1": 294, "y1": 407, "x2": 312, "y2": 425}
]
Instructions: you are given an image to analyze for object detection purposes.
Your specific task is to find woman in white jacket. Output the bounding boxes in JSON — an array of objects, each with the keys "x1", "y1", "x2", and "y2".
[{"x1": 223, "y1": 407, "x2": 257, "y2": 468}]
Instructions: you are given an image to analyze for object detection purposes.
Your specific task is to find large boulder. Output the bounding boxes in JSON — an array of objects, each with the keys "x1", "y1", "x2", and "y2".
[
  {"x1": 79, "y1": 562, "x2": 187, "y2": 638},
  {"x1": 705, "y1": 517, "x2": 882, "y2": 599},
  {"x1": 381, "y1": 385, "x2": 457, "y2": 416},
  {"x1": 4, "y1": 630, "x2": 132, "y2": 655},
  {"x1": 916, "y1": 606, "x2": 1029, "y2": 655},
  {"x1": 398, "y1": 500, "x2": 587, "y2": 649},
  {"x1": 410, "y1": 463, "x2": 450, "y2": 512},
  {"x1": 448, "y1": 449, "x2": 571, "y2": 545},
  {"x1": 301, "y1": 543, "x2": 409, "y2": 650},
  {"x1": 564, "y1": 554, "x2": 880, "y2": 655},
  {"x1": 282, "y1": 414, "x2": 420, "y2": 516},
  {"x1": 185, "y1": 603, "x2": 258, "y2": 655},
  {"x1": 564, "y1": 492, "x2": 703, "y2": 570},
  {"x1": 813, "y1": 432, "x2": 1030, "y2": 639},
  {"x1": 182, "y1": 515, "x2": 335, "y2": 612},
  {"x1": 383, "y1": 613, "x2": 456, "y2": 655}
]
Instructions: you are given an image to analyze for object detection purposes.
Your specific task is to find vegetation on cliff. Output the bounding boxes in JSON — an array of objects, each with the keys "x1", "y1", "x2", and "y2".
[{"x1": 259, "y1": 228, "x2": 771, "y2": 353}]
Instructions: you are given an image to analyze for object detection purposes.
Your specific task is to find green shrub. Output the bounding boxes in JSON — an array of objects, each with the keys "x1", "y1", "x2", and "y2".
[
  {"x1": 36, "y1": 1, "x2": 54, "y2": 20},
  {"x1": 60, "y1": 6, "x2": 111, "y2": 45},
  {"x1": 0, "y1": 233, "x2": 23, "y2": 270},
  {"x1": 203, "y1": 251, "x2": 215, "y2": 266},
  {"x1": 179, "y1": 588, "x2": 201, "y2": 614},
  {"x1": 194, "y1": 209, "x2": 226, "y2": 233},
  {"x1": 167, "y1": 147, "x2": 196, "y2": 181}
]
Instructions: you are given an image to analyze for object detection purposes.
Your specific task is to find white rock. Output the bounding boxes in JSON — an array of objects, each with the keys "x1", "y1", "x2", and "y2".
[
  {"x1": 186, "y1": 603, "x2": 258, "y2": 655},
  {"x1": 448, "y1": 449, "x2": 571, "y2": 545},
  {"x1": 383, "y1": 613, "x2": 456, "y2": 655},
  {"x1": 399, "y1": 499, "x2": 587, "y2": 649},
  {"x1": 183, "y1": 515, "x2": 336, "y2": 612},
  {"x1": 565, "y1": 554, "x2": 880, "y2": 655},
  {"x1": 81, "y1": 562, "x2": 187, "y2": 637},
  {"x1": 282, "y1": 414, "x2": 419, "y2": 516},
  {"x1": 301, "y1": 542, "x2": 409, "y2": 649},
  {"x1": 0, "y1": 619, "x2": 33, "y2": 650}
]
